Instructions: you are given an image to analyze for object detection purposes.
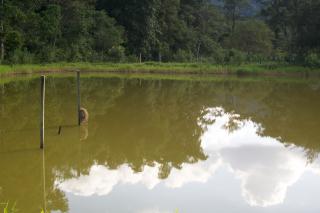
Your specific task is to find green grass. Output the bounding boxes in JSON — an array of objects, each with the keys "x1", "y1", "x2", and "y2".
[
  {"x1": 1, "y1": 202, "x2": 47, "y2": 213},
  {"x1": 1, "y1": 65, "x2": 320, "y2": 87},
  {"x1": 1, "y1": 202, "x2": 16, "y2": 213},
  {"x1": 0, "y1": 62, "x2": 319, "y2": 76}
]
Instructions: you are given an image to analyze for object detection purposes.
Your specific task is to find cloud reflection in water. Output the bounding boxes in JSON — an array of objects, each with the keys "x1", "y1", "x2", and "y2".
[{"x1": 55, "y1": 107, "x2": 319, "y2": 207}]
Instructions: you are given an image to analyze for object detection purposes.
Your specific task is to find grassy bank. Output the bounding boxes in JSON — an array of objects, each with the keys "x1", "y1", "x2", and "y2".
[{"x1": 0, "y1": 62, "x2": 319, "y2": 76}]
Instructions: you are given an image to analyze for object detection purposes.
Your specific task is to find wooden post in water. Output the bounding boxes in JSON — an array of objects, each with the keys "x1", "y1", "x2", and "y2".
[
  {"x1": 1, "y1": 84, "x2": 4, "y2": 146},
  {"x1": 77, "y1": 71, "x2": 81, "y2": 126},
  {"x1": 1, "y1": 84, "x2": 4, "y2": 118},
  {"x1": 42, "y1": 147, "x2": 47, "y2": 211},
  {"x1": 40, "y1": 76, "x2": 45, "y2": 149}
]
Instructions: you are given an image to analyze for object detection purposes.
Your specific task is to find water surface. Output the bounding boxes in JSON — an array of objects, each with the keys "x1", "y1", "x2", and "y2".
[{"x1": 0, "y1": 74, "x2": 320, "y2": 213}]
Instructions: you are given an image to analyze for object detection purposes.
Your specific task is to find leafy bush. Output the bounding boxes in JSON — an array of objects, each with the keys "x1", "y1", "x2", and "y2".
[
  {"x1": 304, "y1": 52, "x2": 320, "y2": 67},
  {"x1": 107, "y1": 46, "x2": 125, "y2": 62},
  {"x1": 1, "y1": 202, "x2": 16, "y2": 213},
  {"x1": 224, "y1": 49, "x2": 245, "y2": 65},
  {"x1": 38, "y1": 47, "x2": 64, "y2": 63},
  {"x1": 5, "y1": 31, "x2": 23, "y2": 54},
  {"x1": 173, "y1": 49, "x2": 193, "y2": 62},
  {"x1": 125, "y1": 55, "x2": 139, "y2": 63},
  {"x1": 211, "y1": 48, "x2": 226, "y2": 64},
  {"x1": 8, "y1": 49, "x2": 36, "y2": 64},
  {"x1": 223, "y1": 20, "x2": 274, "y2": 56},
  {"x1": 272, "y1": 49, "x2": 288, "y2": 62}
]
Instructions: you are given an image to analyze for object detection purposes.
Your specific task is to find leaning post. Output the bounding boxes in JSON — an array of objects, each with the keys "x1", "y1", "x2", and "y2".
[
  {"x1": 40, "y1": 75, "x2": 45, "y2": 149},
  {"x1": 77, "y1": 71, "x2": 81, "y2": 126}
]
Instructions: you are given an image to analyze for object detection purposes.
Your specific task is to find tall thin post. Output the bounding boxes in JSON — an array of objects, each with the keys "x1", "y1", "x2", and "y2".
[
  {"x1": 40, "y1": 76, "x2": 45, "y2": 149},
  {"x1": 1, "y1": 83, "x2": 4, "y2": 117},
  {"x1": 139, "y1": 53, "x2": 142, "y2": 64},
  {"x1": 77, "y1": 71, "x2": 81, "y2": 126},
  {"x1": 42, "y1": 148, "x2": 47, "y2": 212},
  {"x1": 0, "y1": 84, "x2": 4, "y2": 146}
]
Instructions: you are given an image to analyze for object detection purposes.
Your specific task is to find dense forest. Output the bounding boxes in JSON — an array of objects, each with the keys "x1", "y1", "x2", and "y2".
[{"x1": 0, "y1": 0, "x2": 319, "y2": 66}]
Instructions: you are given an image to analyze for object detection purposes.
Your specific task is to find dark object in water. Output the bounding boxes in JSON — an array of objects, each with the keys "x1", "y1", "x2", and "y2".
[
  {"x1": 79, "y1": 108, "x2": 89, "y2": 124},
  {"x1": 58, "y1": 126, "x2": 62, "y2": 135}
]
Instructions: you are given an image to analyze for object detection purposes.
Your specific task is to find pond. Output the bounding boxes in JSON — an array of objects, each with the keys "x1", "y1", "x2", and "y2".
[{"x1": 0, "y1": 74, "x2": 320, "y2": 213}]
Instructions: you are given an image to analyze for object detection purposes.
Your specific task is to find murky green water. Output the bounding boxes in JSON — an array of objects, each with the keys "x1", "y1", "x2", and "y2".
[{"x1": 0, "y1": 74, "x2": 320, "y2": 213}]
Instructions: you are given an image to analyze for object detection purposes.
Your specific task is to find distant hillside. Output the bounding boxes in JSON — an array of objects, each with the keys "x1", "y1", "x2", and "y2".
[{"x1": 210, "y1": 0, "x2": 265, "y2": 16}]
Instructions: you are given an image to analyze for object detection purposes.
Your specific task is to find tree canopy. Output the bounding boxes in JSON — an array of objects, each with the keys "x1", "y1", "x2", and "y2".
[{"x1": 0, "y1": 0, "x2": 319, "y2": 65}]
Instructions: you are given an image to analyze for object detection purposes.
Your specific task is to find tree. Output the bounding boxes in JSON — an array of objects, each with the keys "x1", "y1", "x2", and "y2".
[
  {"x1": 0, "y1": 0, "x2": 4, "y2": 63},
  {"x1": 97, "y1": 0, "x2": 161, "y2": 60},
  {"x1": 179, "y1": 0, "x2": 227, "y2": 62},
  {"x1": 224, "y1": 20, "x2": 274, "y2": 57},
  {"x1": 0, "y1": 0, "x2": 318, "y2": 64},
  {"x1": 262, "y1": 0, "x2": 320, "y2": 59},
  {"x1": 193, "y1": 3, "x2": 226, "y2": 61},
  {"x1": 221, "y1": 0, "x2": 249, "y2": 32},
  {"x1": 40, "y1": 5, "x2": 62, "y2": 48},
  {"x1": 92, "y1": 11, "x2": 124, "y2": 60}
]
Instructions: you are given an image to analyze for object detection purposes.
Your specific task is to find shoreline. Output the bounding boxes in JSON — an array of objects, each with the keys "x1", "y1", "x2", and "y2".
[{"x1": 0, "y1": 63, "x2": 320, "y2": 78}]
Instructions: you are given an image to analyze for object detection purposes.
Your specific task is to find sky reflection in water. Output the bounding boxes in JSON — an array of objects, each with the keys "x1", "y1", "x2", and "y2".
[
  {"x1": 55, "y1": 107, "x2": 320, "y2": 208},
  {"x1": 1, "y1": 76, "x2": 320, "y2": 213}
]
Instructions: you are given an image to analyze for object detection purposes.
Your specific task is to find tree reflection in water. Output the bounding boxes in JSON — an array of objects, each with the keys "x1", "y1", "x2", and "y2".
[{"x1": 0, "y1": 76, "x2": 319, "y2": 212}]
